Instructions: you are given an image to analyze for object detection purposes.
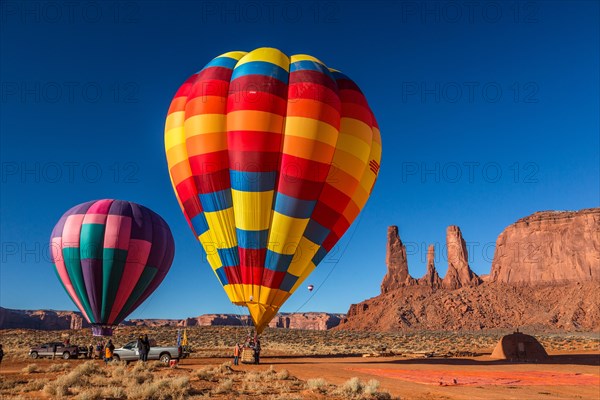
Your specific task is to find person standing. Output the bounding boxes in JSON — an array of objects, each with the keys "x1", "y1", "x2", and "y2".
[
  {"x1": 233, "y1": 343, "x2": 240, "y2": 365},
  {"x1": 136, "y1": 336, "x2": 144, "y2": 361},
  {"x1": 141, "y1": 334, "x2": 150, "y2": 362},
  {"x1": 0, "y1": 344, "x2": 4, "y2": 364},
  {"x1": 88, "y1": 344, "x2": 93, "y2": 359},
  {"x1": 253, "y1": 339, "x2": 261, "y2": 365},
  {"x1": 104, "y1": 340, "x2": 114, "y2": 365}
]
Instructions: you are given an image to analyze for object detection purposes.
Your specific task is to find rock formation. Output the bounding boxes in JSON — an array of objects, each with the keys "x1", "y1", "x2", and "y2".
[
  {"x1": 417, "y1": 245, "x2": 442, "y2": 288},
  {"x1": 442, "y1": 226, "x2": 482, "y2": 289},
  {"x1": 381, "y1": 226, "x2": 415, "y2": 293},
  {"x1": 490, "y1": 209, "x2": 600, "y2": 285},
  {"x1": 339, "y1": 208, "x2": 600, "y2": 332}
]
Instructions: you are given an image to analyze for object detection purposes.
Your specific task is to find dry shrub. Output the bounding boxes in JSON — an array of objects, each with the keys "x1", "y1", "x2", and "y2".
[
  {"x1": 22, "y1": 378, "x2": 49, "y2": 392},
  {"x1": 21, "y1": 363, "x2": 40, "y2": 374},
  {"x1": 213, "y1": 378, "x2": 234, "y2": 394},
  {"x1": 126, "y1": 377, "x2": 190, "y2": 400},
  {"x1": 102, "y1": 385, "x2": 125, "y2": 398},
  {"x1": 334, "y1": 377, "x2": 392, "y2": 399},
  {"x1": 276, "y1": 369, "x2": 290, "y2": 380},
  {"x1": 196, "y1": 366, "x2": 217, "y2": 381},
  {"x1": 48, "y1": 362, "x2": 71, "y2": 372},
  {"x1": 306, "y1": 378, "x2": 328, "y2": 392},
  {"x1": 74, "y1": 388, "x2": 102, "y2": 400}
]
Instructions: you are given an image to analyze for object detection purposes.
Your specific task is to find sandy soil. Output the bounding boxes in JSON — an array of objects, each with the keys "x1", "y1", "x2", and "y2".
[{"x1": 3, "y1": 351, "x2": 597, "y2": 399}]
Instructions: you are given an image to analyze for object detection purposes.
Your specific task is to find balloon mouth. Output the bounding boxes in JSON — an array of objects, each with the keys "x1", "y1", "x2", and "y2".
[{"x1": 91, "y1": 325, "x2": 114, "y2": 337}]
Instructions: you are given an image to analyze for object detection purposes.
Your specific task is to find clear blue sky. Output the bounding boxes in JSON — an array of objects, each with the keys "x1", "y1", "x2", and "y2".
[{"x1": 1, "y1": 1, "x2": 598, "y2": 319}]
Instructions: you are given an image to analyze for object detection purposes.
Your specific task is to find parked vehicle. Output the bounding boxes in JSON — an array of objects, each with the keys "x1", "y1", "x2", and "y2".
[
  {"x1": 29, "y1": 342, "x2": 80, "y2": 360},
  {"x1": 112, "y1": 341, "x2": 181, "y2": 364}
]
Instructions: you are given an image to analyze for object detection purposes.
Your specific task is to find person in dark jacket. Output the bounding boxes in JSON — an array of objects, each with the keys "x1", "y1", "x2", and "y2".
[
  {"x1": 253, "y1": 339, "x2": 261, "y2": 364},
  {"x1": 141, "y1": 334, "x2": 150, "y2": 362},
  {"x1": 136, "y1": 336, "x2": 144, "y2": 361},
  {"x1": 0, "y1": 344, "x2": 4, "y2": 364}
]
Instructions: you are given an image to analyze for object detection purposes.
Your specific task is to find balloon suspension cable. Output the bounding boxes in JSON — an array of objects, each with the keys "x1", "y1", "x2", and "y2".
[
  {"x1": 231, "y1": 302, "x2": 253, "y2": 340},
  {"x1": 293, "y1": 214, "x2": 364, "y2": 314}
]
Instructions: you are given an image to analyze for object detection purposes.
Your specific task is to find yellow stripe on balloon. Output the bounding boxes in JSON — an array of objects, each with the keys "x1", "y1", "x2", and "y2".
[
  {"x1": 287, "y1": 237, "x2": 320, "y2": 276},
  {"x1": 217, "y1": 51, "x2": 248, "y2": 60},
  {"x1": 267, "y1": 212, "x2": 309, "y2": 255},
  {"x1": 231, "y1": 190, "x2": 273, "y2": 231},
  {"x1": 284, "y1": 117, "x2": 338, "y2": 146},
  {"x1": 184, "y1": 114, "x2": 227, "y2": 137},
  {"x1": 290, "y1": 54, "x2": 327, "y2": 66},
  {"x1": 335, "y1": 133, "x2": 371, "y2": 164},
  {"x1": 339, "y1": 118, "x2": 374, "y2": 145},
  {"x1": 235, "y1": 47, "x2": 290, "y2": 72},
  {"x1": 204, "y1": 208, "x2": 238, "y2": 248}
]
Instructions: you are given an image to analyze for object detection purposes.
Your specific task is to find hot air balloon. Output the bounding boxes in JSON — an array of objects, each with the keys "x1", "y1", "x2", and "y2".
[
  {"x1": 50, "y1": 199, "x2": 175, "y2": 336},
  {"x1": 165, "y1": 47, "x2": 381, "y2": 334},
  {"x1": 307, "y1": 284, "x2": 314, "y2": 292}
]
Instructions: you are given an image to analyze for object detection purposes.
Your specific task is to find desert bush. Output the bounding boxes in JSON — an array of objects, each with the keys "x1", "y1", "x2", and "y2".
[
  {"x1": 22, "y1": 378, "x2": 49, "y2": 392},
  {"x1": 21, "y1": 363, "x2": 40, "y2": 374},
  {"x1": 196, "y1": 366, "x2": 217, "y2": 381},
  {"x1": 102, "y1": 385, "x2": 125, "y2": 398},
  {"x1": 244, "y1": 371, "x2": 262, "y2": 382},
  {"x1": 74, "y1": 388, "x2": 102, "y2": 400},
  {"x1": 364, "y1": 379, "x2": 380, "y2": 395},
  {"x1": 48, "y1": 362, "x2": 71, "y2": 372},
  {"x1": 213, "y1": 378, "x2": 234, "y2": 394},
  {"x1": 276, "y1": 368, "x2": 290, "y2": 380},
  {"x1": 306, "y1": 378, "x2": 328, "y2": 392},
  {"x1": 342, "y1": 377, "x2": 364, "y2": 395}
]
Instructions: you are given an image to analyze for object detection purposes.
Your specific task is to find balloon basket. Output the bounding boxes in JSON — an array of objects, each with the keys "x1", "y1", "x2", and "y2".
[
  {"x1": 241, "y1": 347, "x2": 255, "y2": 364},
  {"x1": 92, "y1": 325, "x2": 113, "y2": 336}
]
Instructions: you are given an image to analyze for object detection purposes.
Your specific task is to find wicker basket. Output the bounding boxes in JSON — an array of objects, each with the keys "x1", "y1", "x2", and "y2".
[{"x1": 241, "y1": 347, "x2": 255, "y2": 364}]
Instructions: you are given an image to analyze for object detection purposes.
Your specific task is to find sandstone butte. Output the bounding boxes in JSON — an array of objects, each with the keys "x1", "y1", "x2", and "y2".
[{"x1": 339, "y1": 207, "x2": 600, "y2": 332}]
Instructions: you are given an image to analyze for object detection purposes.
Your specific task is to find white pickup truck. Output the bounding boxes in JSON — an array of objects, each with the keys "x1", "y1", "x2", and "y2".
[{"x1": 112, "y1": 340, "x2": 181, "y2": 364}]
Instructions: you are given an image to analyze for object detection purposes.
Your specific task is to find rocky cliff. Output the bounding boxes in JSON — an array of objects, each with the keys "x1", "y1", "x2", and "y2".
[{"x1": 490, "y1": 208, "x2": 600, "y2": 284}]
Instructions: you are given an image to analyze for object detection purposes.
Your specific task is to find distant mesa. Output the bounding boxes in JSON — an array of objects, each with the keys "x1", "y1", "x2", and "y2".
[{"x1": 0, "y1": 308, "x2": 343, "y2": 331}]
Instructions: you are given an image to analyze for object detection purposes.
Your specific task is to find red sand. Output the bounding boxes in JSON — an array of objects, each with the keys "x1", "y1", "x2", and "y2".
[{"x1": 350, "y1": 367, "x2": 600, "y2": 386}]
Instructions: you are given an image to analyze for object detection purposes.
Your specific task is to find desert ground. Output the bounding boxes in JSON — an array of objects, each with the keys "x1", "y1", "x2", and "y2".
[{"x1": 0, "y1": 327, "x2": 598, "y2": 399}]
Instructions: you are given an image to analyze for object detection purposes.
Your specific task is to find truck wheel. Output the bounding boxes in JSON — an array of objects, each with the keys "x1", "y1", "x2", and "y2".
[
  {"x1": 112, "y1": 354, "x2": 120, "y2": 362},
  {"x1": 62, "y1": 352, "x2": 70, "y2": 360},
  {"x1": 30, "y1": 351, "x2": 38, "y2": 359},
  {"x1": 159, "y1": 353, "x2": 171, "y2": 364}
]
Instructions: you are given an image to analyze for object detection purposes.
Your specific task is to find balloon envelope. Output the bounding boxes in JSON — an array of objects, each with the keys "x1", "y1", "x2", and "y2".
[
  {"x1": 50, "y1": 199, "x2": 175, "y2": 335},
  {"x1": 165, "y1": 47, "x2": 381, "y2": 333},
  {"x1": 307, "y1": 285, "x2": 314, "y2": 292}
]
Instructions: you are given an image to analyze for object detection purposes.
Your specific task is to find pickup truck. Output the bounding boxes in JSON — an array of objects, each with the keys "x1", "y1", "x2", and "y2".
[
  {"x1": 29, "y1": 342, "x2": 80, "y2": 360},
  {"x1": 112, "y1": 341, "x2": 181, "y2": 364}
]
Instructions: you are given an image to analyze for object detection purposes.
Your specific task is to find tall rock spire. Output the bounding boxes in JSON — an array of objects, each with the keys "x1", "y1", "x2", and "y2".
[
  {"x1": 442, "y1": 226, "x2": 481, "y2": 289},
  {"x1": 418, "y1": 244, "x2": 442, "y2": 288},
  {"x1": 381, "y1": 226, "x2": 413, "y2": 293}
]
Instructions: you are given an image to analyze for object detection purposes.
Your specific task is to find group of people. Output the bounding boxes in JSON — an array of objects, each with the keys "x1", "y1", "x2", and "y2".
[{"x1": 233, "y1": 336, "x2": 261, "y2": 365}]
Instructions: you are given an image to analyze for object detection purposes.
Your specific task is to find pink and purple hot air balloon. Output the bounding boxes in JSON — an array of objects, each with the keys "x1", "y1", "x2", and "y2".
[{"x1": 50, "y1": 199, "x2": 175, "y2": 336}]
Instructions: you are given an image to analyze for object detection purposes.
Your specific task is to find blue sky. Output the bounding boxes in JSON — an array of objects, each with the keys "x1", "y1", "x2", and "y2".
[{"x1": 1, "y1": 1, "x2": 598, "y2": 319}]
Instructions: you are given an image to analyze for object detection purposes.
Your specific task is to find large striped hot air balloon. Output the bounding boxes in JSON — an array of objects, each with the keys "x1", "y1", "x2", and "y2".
[
  {"x1": 50, "y1": 199, "x2": 175, "y2": 336},
  {"x1": 165, "y1": 47, "x2": 381, "y2": 333}
]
